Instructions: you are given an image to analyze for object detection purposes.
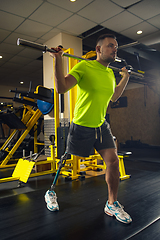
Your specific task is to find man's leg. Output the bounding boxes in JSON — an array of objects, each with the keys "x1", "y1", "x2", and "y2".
[
  {"x1": 45, "y1": 122, "x2": 95, "y2": 212},
  {"x1": 98, "y1": 147, "x2": 132, "y2": 224},
  {"x1": 98, "y1": 148, "x2": 119, "y2": 204}
]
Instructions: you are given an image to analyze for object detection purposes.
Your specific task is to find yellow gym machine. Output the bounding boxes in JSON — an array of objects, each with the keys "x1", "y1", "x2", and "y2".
[
  {"x1": 0, "y1": 105, "x2": 42, "y2": 166},
  {"x1": 0, "y1": 84, "x2": 57, "y2": 184}
]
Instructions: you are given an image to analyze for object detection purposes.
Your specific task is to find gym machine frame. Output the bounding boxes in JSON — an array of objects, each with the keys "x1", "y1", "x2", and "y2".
[
  {"x1": 0, "y1": 105, "x2": 42, "y2": 167},
  {"x1": 0, "y1": 86, "x2": 57, "y2": 184}
]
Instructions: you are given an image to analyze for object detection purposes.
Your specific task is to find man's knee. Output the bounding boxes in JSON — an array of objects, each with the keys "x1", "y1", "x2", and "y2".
[
  {"x1": 107, "y1": 155, "x2": 119, "y2": 171},
  {"x1": 99, "y1": 148, "x2": 119, "y2": 167}
]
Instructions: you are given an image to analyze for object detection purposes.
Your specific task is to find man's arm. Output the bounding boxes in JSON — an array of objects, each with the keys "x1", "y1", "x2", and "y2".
[
  {"x1": 111, "y1": 67, "x2": 130, "y2": 102},
  {"x1": 50, "y1": 47, "x2": 77, "y2": 94}
]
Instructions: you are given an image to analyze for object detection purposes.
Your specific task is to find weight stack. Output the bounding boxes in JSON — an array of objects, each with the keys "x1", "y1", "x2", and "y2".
[
  {"x1": 44, "y1": 118, "x2": 55, "y2": 157},
  {"x1": 44, "y1": 118, "x2": 69, "y2": 158},
  {"x1": 57, "y1": 119, "x2": 70, "y2": 159}
]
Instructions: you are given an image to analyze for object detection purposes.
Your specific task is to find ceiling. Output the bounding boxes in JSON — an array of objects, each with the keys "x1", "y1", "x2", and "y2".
[{"x1": 0, "y1": 0, "x2": 160, "y2": 93}]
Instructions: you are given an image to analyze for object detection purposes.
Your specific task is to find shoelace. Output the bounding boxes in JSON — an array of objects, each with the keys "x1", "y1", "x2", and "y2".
[
  {"x1": 115, "y1": 203, "x2": 127, "y2": 216},
  {"x1": 49, "y1": 191, "x2": 57, "y2": 203}
]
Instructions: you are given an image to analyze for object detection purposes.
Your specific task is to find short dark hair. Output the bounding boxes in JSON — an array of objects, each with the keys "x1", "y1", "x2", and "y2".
[{"x1": 96, "y1": 34, "x2": 117, "y2": 46}]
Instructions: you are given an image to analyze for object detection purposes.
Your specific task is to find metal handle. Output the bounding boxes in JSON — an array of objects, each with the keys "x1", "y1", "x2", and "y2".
[
  {"x1": 109, "y1": 66, "x2": 144, "y2": 78},
  {"x1": 17, "y1": 38, "x2": 48, "y2": 52}
]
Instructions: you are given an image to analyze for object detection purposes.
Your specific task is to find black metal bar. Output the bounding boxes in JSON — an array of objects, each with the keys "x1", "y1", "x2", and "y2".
[
  {"x1": 0, "y1": 97, "x2": 13, "y2": 100},
  {"x1": 118, "y1": 41, "x2": 139, "y2": 49},
  {"x1": 50, "y1": 152, "x2": 69, "y2": 190},
  {"x1": 10, "y1": 90, "x2": 53, "y2": 104},
  {"x1": 17, "y1": 38, "x2": 144, "y2": 79}
]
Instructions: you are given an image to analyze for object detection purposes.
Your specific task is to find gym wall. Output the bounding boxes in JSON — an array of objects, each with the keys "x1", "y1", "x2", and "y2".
[{"x1": 108, "y1": 85, "x2": 160, "y2": 147}]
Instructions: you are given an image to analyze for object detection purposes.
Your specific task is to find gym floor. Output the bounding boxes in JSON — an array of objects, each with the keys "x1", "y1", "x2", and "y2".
[{"x1": 0, "y1": 148, "x2": 160, "y2": 240}]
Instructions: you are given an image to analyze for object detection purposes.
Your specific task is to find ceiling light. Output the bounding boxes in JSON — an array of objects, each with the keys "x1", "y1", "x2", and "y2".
[
  {"x1": 137, "y1": 30, "x2": 142, "y2": 35},
  {"x1": 70, "y1": 0, "x2": 76, "y2": 2},
  {"x1": 0, "y1": 56, "x2": 2, "y2": 59},
  {"x1": 20, "y1": 81, "x2": 24, "y2": 84}
]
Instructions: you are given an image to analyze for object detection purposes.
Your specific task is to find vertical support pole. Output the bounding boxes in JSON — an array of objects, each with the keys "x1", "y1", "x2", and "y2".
[
  {"x1": 49, "y1": 145, "x2": 56, "y2": 172},
  {"x1": 72, "y1": 155, "x2": 78, "y2": 177},
  {"x1": 119, "y1": 156, "x2": 126, "y2": 178},
  {"x1": 118, "y1": 155, "x2": 131, "y2": 180},
  {"x1": 68, "y1": 51, "x2": 78, "y2": 122},
  {"x1": 53, "y1": 57, "x2": 60, "y2": 158},
  {"x1": 34, "y1": 123, "x2": 38, "y2": 153},
  {"x1": 67, "y1": 49, "x2": 79, "y2": 178}
]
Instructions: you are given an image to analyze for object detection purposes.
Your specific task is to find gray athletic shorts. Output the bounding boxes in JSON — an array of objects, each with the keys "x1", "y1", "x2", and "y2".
[{"x1": 66, "y1": 120, "x2": 116, "y2": 157}]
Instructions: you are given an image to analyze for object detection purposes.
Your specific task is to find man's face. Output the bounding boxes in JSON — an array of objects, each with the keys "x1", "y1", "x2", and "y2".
[{"x1": 98, "y1": 37, "x2": 118, "y2": 63}]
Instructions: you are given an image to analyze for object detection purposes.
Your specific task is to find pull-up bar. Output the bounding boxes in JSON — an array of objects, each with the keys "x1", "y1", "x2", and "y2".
[{"x1": 17, "y1": 38, "x2": 144, "y2": 79}]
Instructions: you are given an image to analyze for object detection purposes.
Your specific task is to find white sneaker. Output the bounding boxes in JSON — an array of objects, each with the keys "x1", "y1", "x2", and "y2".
[
  {"x1": 45, "y1": 190, "x2": 59, "y2": 211},
  {"x1": 104, "y1": 201, "x2": 132, "y2": 224}
]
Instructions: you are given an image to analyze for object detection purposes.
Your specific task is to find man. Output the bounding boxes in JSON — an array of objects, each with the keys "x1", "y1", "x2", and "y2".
[{"x1": 45, "y1": 34, "x2": 132, "y2": 224}]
